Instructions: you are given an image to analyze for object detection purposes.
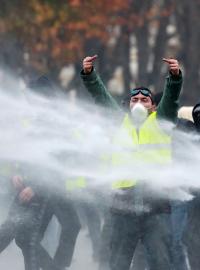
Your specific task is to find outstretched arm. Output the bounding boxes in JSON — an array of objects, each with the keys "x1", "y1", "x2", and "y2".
[
  {"x1": 157, "y1": 58, "x2": 182, "y2": 122},
  {"x1": 81, "y1": 55, "x2": 121, "y2": 111}
]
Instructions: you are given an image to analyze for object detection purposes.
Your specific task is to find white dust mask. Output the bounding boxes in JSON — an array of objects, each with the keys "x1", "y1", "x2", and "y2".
[{"x1": 131, "y1": 103, "x2": 148, "y2": 127}]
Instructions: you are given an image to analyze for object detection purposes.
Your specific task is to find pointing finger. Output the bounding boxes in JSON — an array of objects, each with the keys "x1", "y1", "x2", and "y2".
[
  {"x1": 162, "y1": 58, "x2": 178, "y2": 64},
  {"x1": 90, "y1": 55, "x2": 98, "y2": 61},
  {"x1": 84, "y1": 55, "x2": 98, "y2": 63},
  {"x1": 162, "y1": 58, "x2": 171, "y2": 63}
]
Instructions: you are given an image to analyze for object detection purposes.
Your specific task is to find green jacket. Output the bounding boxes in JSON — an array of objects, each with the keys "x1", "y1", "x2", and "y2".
[
  {"x1": 81, "y1": 68, "x2": 182, "y2": 214},
  {"x1": 80, "y1": 69, "x2": 183, "y2": 122}
]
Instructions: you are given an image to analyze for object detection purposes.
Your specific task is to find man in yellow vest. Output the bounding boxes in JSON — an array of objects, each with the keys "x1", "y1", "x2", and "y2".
[{"x1": 81, "y1": 56, "x2": 182, "y2": 270}]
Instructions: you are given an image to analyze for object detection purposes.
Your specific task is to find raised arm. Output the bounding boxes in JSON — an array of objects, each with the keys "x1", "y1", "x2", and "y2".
[
  {"x1": 157, "y1": 58, "x2": 182, "y2": 122},
  {"x1": 80, "y1": 55, "x2": 121, "y2": 111}
]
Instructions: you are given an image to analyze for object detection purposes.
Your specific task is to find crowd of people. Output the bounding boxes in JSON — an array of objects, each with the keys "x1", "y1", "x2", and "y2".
[{"x1": 0, "y1": 55, "x2": 200, "y2": 270}]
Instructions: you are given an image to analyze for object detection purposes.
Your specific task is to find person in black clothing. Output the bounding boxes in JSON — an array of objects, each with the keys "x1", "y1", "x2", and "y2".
[
  {"x1": 182, "y1": 103, "x2": 200, "y2": 270},
  {"x1": 19, "y1": 76, "x2": 81, "y2": 270},
  {"x1": 0, "y1": 76, "x2": 81, "y2": 270},
  {"x1": 0, "y1": 164, "x2": 52, "y2": 270}
]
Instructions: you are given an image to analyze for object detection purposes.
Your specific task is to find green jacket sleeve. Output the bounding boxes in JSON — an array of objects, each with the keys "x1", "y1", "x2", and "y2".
[
  {"x1": 80, "y1": 69, "x2": 121, "y2": 111},
  {"x1": 157, "y1": 71, "x2": 183, "y2": 122}
]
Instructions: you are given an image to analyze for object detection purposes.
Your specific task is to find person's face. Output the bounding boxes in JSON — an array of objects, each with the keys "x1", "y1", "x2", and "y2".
[{"x1": 129, "y1": 93, "x2": 155, "y2": 113}]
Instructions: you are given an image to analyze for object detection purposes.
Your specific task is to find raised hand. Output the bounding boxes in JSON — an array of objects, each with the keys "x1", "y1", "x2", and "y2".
[
  {"x1": 83, "y1": 55, "x2": 98, "y2": 74},
  {"x1": 163, "y1": 58, "x2": 180, "y2": 76}
]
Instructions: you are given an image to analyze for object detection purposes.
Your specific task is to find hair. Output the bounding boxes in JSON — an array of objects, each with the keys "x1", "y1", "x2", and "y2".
[{"x1": 154, "y1": 92, "x2": 163, "y2": 107}]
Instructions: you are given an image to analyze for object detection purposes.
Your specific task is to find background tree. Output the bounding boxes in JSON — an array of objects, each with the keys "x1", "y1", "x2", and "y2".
[{"x1": 0, "y1": 0, "x2": 199, "y2": 104}]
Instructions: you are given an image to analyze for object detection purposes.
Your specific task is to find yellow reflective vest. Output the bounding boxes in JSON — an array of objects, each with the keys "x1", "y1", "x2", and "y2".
[
  {"x1": 112, "y1": 112, "x2": 172, "y2": 189},
  {"x1": 65, "y1": 176, "x2": 87, "y2": 191}
]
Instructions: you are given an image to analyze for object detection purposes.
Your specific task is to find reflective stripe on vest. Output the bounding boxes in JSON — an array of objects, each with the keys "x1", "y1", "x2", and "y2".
[
  {"x1": 112, "y1": 179, "x2": 137, "y2": 189},
  {"x1": 112, "y1": 112, "x2": 172, "y2": 189},
  {"x1": 65, "y1": 176, "x2": 86, "y2": 191},
  {"x1": 0, "y1": 162, "x2": 22, "y2": 177}
]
